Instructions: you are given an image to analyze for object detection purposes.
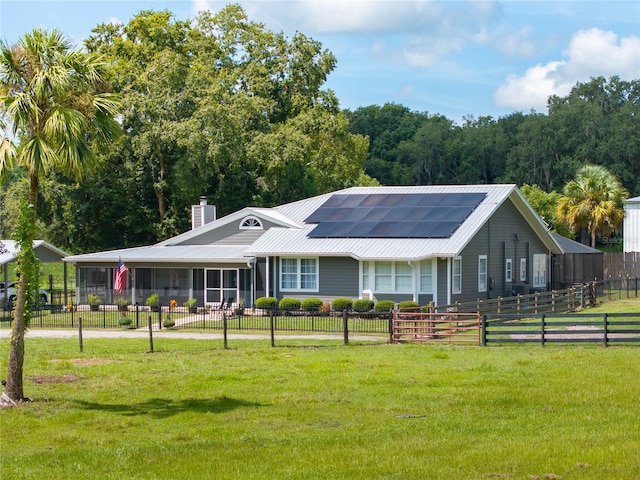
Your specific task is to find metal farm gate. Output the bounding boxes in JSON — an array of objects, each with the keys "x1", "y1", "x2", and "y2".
[{"x1": 392, "y1": 310, "x2": 481, "y2": 345}]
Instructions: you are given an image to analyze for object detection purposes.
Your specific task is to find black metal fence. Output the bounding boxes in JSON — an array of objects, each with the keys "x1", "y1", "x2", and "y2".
[{"x1": 0, "y1": 304, "x2": 393, "y2": 338}]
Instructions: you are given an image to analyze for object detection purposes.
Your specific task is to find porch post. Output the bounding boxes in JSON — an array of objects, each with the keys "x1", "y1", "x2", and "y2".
[{"x1": 265, "y1": 257, "x2": 270, "y2": 298}]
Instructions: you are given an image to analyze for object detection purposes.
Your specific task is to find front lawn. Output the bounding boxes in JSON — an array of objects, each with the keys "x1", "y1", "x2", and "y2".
[{"x1": 1, "y1": 338, "x2": 638, "y2": 479}]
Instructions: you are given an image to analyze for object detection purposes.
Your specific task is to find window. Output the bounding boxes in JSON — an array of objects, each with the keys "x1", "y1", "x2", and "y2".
[
  {"x1": 240, "y1": 216, "x2": 263, "y2": 229},
  {"x1": 362, "y1": 261, "x2": 416, "y2": 293},
  {"x1": 478, "y1": 255, "x2": 487, "y2": 292},
  {"x1": 395, "y1": 262, "x2": 413, "y2": 292},
  {"x1": 533, "y1": 254, "x2": 546, "y2": 288},
  {"x1": 280, "y1": 258, "x2": 318, "y2": 291},
  {"x1": 374, "y1": 262, "x2": 392, "y2": 291},
  {"x1": 362, "y1": 262, "x2": 370, "y2": 290},
  {"x1": 505, "y1": 258, "x2": 513, "y2": 283},
  {"x1": 420, "y1": 259, "x2": 433, "y2": 293},
  {"x1": 520, "y1": 258, "x2": 527, "y2": 282},
  {"x1": 452, "y1": 257, "x2": 462, "y2": 294}
]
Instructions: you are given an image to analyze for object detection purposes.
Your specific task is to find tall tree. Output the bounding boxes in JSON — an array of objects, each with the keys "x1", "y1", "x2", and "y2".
[
  {"x1": 557, "y1": 165, "x2": 629, "y2": 247},
  {"x1": 85, "y1": 6, "x2": 371, "y2": 241},
  {"x1": 0, "y1": 29, "x2": 120, "y2": 404}
]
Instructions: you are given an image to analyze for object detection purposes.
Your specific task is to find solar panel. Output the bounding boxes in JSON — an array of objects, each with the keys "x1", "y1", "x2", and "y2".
[{"x1": 306, "y1": 193, "x2": 486, "y2": 239}]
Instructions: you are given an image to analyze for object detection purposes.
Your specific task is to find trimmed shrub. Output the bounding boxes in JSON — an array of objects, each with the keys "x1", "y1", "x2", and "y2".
[
  {"x1": 256, "y1": 297, "x2": 277, "y2": 310},
  {"x1": 353, "y1": 299, "x2": 375, "y2": 312},
  {"x1": 279, "y1": 297, "x2": 301, "y2": 311},
  {"x1": 118, "y1": 317, "x2": 132, "y2": 327},
  {"x1": 398, "y1": 300, "x2": 419, "y2": 310},
  {"x1": 374, "y1": 300, "x2": 396, "y2": 312},
  {"x1": 163, "y1": 319, "x2": 175, "y2": 329},
  {"x1": 301, "y1": 297, "x2": 323, "y2": 312},
  {"x1": 332, "y1": 297, "x2": 353, "y2": 311}
]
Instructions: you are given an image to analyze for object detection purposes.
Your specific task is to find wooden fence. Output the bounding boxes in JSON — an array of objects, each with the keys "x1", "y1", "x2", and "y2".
[
  {"x1": 482, "y1": 313, "x2": 640, "y2": 346},
  {"x1": 603, "y1": 252, "x2": 640, "y2": 278},
  {"x1": 392, "y1": 311, "x2": 480, "y2": 345}
]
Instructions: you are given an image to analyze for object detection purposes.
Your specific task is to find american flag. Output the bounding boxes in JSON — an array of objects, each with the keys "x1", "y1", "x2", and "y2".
[{"x1": 114, "y1": 259, "x2": 127, "y2": 294}]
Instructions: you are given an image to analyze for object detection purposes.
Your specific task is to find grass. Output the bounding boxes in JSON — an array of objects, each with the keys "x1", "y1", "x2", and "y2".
[{"x1": 1, "y1": 336, "x2": 639, "y2": 479}]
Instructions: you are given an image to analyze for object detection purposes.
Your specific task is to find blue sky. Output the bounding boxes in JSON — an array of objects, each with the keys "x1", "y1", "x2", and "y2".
[{"x1": 2, "y1": 0, "x2": 639, "y2": 124}]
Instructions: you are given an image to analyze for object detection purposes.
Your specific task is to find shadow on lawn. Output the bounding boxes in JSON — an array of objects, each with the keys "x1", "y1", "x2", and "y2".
[{"x1": 74, "y1": 395, "x2": 262, "y2": 418}]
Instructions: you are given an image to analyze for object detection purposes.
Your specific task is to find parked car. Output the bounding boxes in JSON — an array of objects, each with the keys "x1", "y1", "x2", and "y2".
[{"x1": 0, "y1": 282, "x2": 49, "y2": 307}]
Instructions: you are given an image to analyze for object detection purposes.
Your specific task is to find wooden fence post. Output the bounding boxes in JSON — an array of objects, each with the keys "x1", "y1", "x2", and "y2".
[
  {"x1": 148, "y1": 316, "x2": 154, "y2": 353},
  {"x1": 603, "y1": 313, "x2": 608, "y2": 348},
  {"x1": 223, "y1": 312, "x2": 228, "y2": 349},
  {"x1": 269, "y1": 310, "x2": 275, "y2": 347},
  {"x1": 78, "y1": 317, "x2": 83, "y2": 353},
  {"x1": 540, "y1": 314, "x2": 545, "y2": 347},
  {"x1": 343, "y1": 310, "x2": 349, "y2": 345},
  {"x1": 481, "y1": 315, "x2": 487, "y2": 347}
]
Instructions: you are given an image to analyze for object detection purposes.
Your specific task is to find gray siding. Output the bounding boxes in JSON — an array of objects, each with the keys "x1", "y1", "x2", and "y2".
[
  {"x1": 319, "y1": 257, "x2": 360, "y2": 298},
  {"x1": 451, "y1": 199, "x2": 550, "y2": 304},
  {"x1": 177, "y1": 218, "x2": 282, "y2": 245}
]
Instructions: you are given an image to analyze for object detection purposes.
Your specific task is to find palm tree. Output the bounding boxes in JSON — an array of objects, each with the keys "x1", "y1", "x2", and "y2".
[
  {"x1": 557, "y1": 164, "x2": 629, "y2": 248},
  {"x1": 0, "y1": 29, "x2": 120, "y2": 404}
]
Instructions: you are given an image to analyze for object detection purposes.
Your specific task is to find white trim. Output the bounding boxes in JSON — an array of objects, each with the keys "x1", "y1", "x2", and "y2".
[
  {"x1": 452, "y1": 256, "x2": 462, "y2": 295},
  {"x1": 478, "y1": 255, "x2": 487, "y2": 293},
  {"x1": 533, "y1": 254, "x2": 546, "y2": 288},
  {"x1": 239, "y1": 216, "x2": 263, "y2": 230},
  {"x1": 279, "y1": 257, "x2": 319, "y2": 292},
  {"x1": 505, "y1": 258, "x2": 513, "y2": 283}
]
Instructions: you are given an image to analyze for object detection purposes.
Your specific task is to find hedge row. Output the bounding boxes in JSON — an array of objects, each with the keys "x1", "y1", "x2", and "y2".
[{"x1": 255, "y1": 297, "x2": 419, "y2": 313}]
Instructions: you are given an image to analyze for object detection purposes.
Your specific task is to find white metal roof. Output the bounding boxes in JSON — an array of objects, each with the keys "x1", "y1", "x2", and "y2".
[
  {"x1": 64, "y1": 245, "x2": 250, "y2": 264},
  {"x1": 65, "y1": 184, "x2": 564, "y2": 264},
  {"x1": 246, "y1": 184, "x2": 562, "y2": 259},
  {"x1": 1, "y1": 240, "x2": 70, "y2": 265}
]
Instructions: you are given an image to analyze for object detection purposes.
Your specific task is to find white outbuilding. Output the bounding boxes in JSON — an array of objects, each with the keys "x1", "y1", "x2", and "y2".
[{"x1": 623, "y1": 196, "x2": 640, "y2": 253}]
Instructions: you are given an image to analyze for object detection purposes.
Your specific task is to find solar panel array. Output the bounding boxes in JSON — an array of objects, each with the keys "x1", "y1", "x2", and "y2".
[{"x1": 306, "y1": 193, "x2": 486, "y2": 238}]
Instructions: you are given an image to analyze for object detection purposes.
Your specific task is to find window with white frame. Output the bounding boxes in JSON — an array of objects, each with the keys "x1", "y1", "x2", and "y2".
[
  {"x1": 395, "y1": 262, "x2": 413, "y2": 292},
  {"x1": 505, "y1": 258, "x2": 513, "y2": 283},
  {"x1": 374, "y1": 261, "x2": 392, "y2": 291},
  {"x1": 420, "y1": 259, "x2": 433, "y2": 293},
  {"x1": 362, "y1": 261, "x2": 414, "y2": 293},
  {"x1": 532, "y1": 254, "x2": 546, "y2": 288},
  {"x1": 452, "y1": 257, "x2": 462, "y2": 294},
  {"x1": 280, "y1": 258, "x2": 318, "y2": 291},
  {"x1": 520, "y1": 258, "x2": 527, "y2": 282},
  {"x1": 478, "y1": 255, "x2": 488, "y2": 292}
]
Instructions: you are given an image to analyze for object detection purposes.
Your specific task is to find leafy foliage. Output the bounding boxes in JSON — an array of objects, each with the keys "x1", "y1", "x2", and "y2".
[
  {"x1": 331, "y1": 297, "x2": 353, "y2": 311},
  {"x1": 352, "y1": 299, "x2": 375, "y2": 312},
  {"x1": 374, "y1": 300, "x2": 396, "y2": 312},
  {"x1": 256, "y1": 296, "x2": 277, "y2": 310},
  {"x1": 301, "y1": 297, "x2": 323, "y2": 311},
  {"x1": 278, "y1": 298, "x2": 301, "y2": 311}
]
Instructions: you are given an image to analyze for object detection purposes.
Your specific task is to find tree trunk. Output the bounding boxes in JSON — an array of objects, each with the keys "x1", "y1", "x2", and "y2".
[{"x1": 3, "y1": 173, "x2": 38, "y2": 404}]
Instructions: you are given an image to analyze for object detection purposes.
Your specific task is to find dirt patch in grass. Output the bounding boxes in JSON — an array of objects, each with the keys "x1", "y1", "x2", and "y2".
[
  {"x1": 30, "y1": 374, "x2": 80, "y2": 384},
  {"x1": 50, "y1": 358, "x2": 113, "y2": 366}
]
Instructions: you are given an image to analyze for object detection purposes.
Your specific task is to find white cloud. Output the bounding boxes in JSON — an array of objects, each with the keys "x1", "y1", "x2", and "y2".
[{"x1": 494, "y1": 28, "x2": 640, "y2": 112}]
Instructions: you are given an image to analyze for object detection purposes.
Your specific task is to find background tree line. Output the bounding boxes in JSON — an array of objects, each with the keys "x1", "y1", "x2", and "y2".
[{"x1": 1, "y1": 6, "x2": 638, "y2": 256}]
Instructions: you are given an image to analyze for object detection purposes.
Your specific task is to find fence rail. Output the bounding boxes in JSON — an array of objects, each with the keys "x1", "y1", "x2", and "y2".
[
  {"x1": 392, "y1": 312, "x2": 480, "y2": 345},
  {"x1": 482, "y1": 313, "x2": 640, "y2": 346}
]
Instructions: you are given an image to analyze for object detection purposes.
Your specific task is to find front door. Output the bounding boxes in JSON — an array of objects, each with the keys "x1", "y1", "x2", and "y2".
[{"x1": 205, "y1": 269, "x2": 238, "y2": 307}]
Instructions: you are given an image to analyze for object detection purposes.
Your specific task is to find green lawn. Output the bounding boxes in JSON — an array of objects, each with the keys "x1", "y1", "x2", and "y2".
[{"x1": 1, "y1": 337, "x2": 638, "y2": 479}]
